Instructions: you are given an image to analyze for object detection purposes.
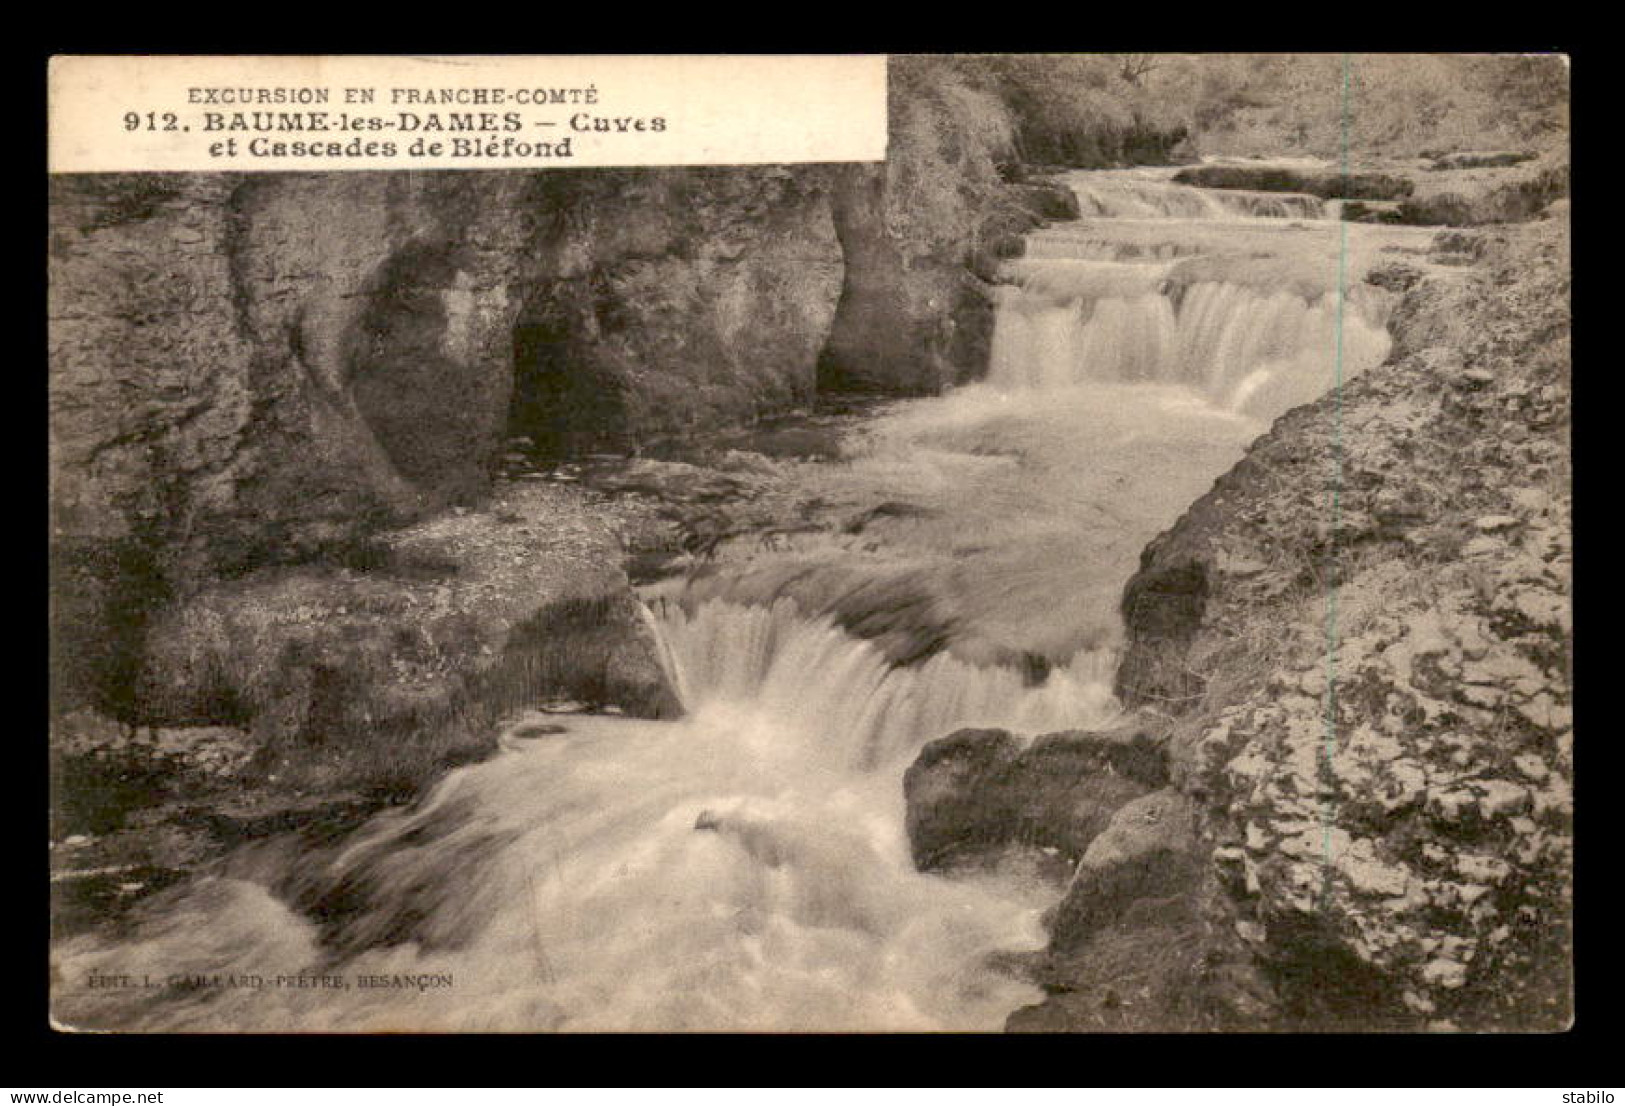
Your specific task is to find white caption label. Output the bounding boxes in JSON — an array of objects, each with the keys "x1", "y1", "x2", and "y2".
[{"x1": 48, "y1": 54, "x2": 888, "y2": 172}]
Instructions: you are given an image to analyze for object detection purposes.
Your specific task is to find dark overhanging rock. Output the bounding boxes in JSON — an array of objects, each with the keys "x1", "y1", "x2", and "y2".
[
  {"x1": 1172, "y1": 165, "x2": 1415, "y2": 201},
  {"x1": 1427, "y1": 151, "x2": 1536, "y2": 171},
  {"x1": 506, "y1": 314, "x2": 632, "y2": 461}
]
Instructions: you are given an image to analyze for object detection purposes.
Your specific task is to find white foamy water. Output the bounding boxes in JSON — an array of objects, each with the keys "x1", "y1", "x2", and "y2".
[
  {"x1": 990, "y1": 168, "x2": 1407, "y2": 416},
  {"x1": 54, "y1": 600, "x2": 1115, "y2": 1032},
  {"x1": 1070, "y1": 173, "x2": 1327, "y2": 221}
]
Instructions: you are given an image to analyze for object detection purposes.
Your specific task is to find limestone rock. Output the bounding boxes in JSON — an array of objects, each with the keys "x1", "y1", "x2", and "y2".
[
  {"x1": 1048, "y1": 788, "x2": 1200, "y2": 952},
  {"x1": 903, "y1": 722, "x2": 1166, "y2": 872},
  {"x1": 1098, "y1": 224, "x2": 1571, "y2": 1031}
]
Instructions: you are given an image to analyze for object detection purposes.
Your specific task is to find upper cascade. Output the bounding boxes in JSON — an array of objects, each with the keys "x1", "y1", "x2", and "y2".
[
  {"x1": 988, "y1": 279, "x2": 1393, "y2": 417},
  {"x1": 987, "y1": 167, "x2": 1407, "y2": 420},
  {"x1": 1068, "y1": 175, "x2": 1327, "y2": 221}
]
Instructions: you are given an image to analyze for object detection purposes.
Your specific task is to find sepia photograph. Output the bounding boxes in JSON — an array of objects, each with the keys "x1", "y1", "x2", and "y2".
[{"x1": 46, "y1": 52, "x2": 1571, "y2": 1034}]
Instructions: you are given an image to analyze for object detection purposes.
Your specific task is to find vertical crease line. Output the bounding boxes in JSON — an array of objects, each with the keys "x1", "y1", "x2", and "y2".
[{"x1": 1321, "y1": 52, "x2": 1354, "y2": 891}]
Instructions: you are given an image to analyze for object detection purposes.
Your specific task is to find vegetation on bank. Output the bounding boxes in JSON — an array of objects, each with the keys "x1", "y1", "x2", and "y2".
[
  {"x1": 895, "y1": 53, "x2": 1568, "y2": 171},
  {"x1": 1144, "y1": 53, "x2": 1567, "y2": 161}
]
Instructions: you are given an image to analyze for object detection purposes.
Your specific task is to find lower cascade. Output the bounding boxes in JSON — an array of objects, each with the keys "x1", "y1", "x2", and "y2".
[
  {"x1": 56, "y1": 600, "x2": 1117, "y2": 1031},
  {"x1": 53, "y1": 165, "x2": 1431, "y2": 1033}
]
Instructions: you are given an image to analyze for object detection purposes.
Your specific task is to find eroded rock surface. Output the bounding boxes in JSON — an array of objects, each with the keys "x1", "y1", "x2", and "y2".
[
  {"x1": 1104, "y1": 222, "x2": 1571, "y2": 1031},
  {"x1": 511, "y1": 168, "x2": 843, "y2": 453},
  {"x1": 49, "y1": 173, "x2": 533, "y2": 578},
  {"x1": 818, "y1": 63, "x2": 1084, "y2": 396}
]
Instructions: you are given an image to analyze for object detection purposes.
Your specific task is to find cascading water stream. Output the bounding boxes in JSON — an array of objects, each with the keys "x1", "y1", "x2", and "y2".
[
  {"x1": 989, "y1": 167, "x2": 1396, "y2": 416},
  {"x1": 53, "y1": 164, "x2": 1422, "y2": 1033},
  {"x1": 55, "y1": 599, "x2": 1117, "y2": 1032},
  {"x1": 1070, "y1": 174, "x2": 1327, "y2": 220}
]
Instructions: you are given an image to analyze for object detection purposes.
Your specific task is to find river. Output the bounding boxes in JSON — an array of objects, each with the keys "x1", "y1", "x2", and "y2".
[{"x1": 52, "y1": 164, "x2": 1436, "y2": 1032}]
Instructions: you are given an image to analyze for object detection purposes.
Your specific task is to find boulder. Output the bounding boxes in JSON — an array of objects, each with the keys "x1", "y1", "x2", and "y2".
[
  {"x1": 903, "y1": 722, "x2": 1166, "y2": 872},
  {"x1": 1004, "y1": 788, "x2": 1274, "y2": 1032},
  {"x1": 1046, "y1": 788, "x2": 1201, "y2": 952}
]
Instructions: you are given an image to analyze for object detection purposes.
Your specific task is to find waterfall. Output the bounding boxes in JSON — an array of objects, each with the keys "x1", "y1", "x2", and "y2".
[
  {"x1": 989, "y1": 278, "x2": 1393, "y2": 415},
  {"x1": 54, "y1": 599, "x2": 1117, "y2": 1033},
  {"x1": 660, "y1": 599, "x2": 1118, "y2": 771},
  {"x1": 1069, "y1": 174, "x2": 1327, "y2": 221},
  {"x1": 989, "y1": 168, "x2": 1395, "y2": 418}
]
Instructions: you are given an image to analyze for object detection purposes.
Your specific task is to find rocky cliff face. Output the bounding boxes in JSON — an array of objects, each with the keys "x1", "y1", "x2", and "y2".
[
  {"x1": 817, "y1": 61, "x2": 1079, "y2": 396},
  {"x1": 50, "y1": 173, "x2": 539, "y2": 723},
  {"x1": 47, "y1": 167, "x2": 845, "y2": 559},
  {"x1": 511, "y1": 167, "x2": 843, "y2": 452},
  {"x1": 49, "y1": 173, "x2": 531, "y2": 577},
  {"x1": 49, "y1": 166, "x2": 845, "y2": 728},
  {"x1": 1020, "y1": 221, "x2": 1571, "y2": 1031}
]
